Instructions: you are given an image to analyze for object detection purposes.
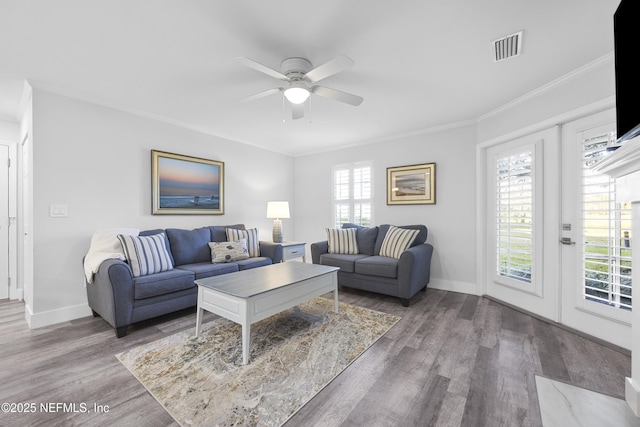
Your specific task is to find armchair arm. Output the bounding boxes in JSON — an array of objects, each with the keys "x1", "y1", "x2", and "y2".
[
  {"x1": 259, "y1": 241, "x2": 283, "y2": 263},
  {"x1": 397, "y1": 243, "x2": 434, "y2": 297},
  {"x1": 310, "y1": 241, "x2": 329, "y2": 264},
  {"x1": 85, "y1": 259, "x2": 135, "y2": 330}
]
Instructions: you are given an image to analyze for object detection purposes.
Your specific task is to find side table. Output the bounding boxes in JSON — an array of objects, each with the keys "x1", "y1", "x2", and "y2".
[{"x1": 280, "y1": 241, "x2": 306, "y2": 262}]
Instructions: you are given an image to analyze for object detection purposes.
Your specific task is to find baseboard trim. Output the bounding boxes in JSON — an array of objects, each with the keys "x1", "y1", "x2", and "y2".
[
  {"x1": 428, "y1": 278, "x2": 478, "y2": 296},
  {"x1": 25, "y1": 303, "x2": 93, "y2": 329},
  {"x1": 10, "y1": 288, "x2": 24, "y2": 301},
  {"x1": 626, "y1": 378, "x2": 640, "y2": 417},
  {"x1": 484, "y1": 295, "x2": 630, "y2": 356}
]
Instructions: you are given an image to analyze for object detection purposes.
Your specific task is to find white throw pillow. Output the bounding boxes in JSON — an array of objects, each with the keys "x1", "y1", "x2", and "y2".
[
  {"x1": 326, "y1": 228, "x2": 359, "y2": 254},
  {"x1": 379, "y1": 226, "x2": 420, "y2": 259},
  {"x1": 117, "y1": 233, "x2": 173, "y2": 277},
  {"x1": 209, "y1": 239, "x2": 250, "y2": 263},
  {"x1": 226, "y1": 228, "x2": 260, "y2": 257}
]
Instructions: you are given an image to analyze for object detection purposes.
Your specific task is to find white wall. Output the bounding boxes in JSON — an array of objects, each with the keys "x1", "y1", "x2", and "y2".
[
  {"x1": 29, "y1": 89, "x2": 294, "y2": 326},
  {"x1": 0, "y1": 118, "x2": 19, "y2": 141},
  {"x1": 293, "y1": 124, "x2": 478, "y2": 294}
]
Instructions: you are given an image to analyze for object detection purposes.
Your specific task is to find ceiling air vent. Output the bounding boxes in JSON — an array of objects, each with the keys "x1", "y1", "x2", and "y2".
[{"x1": 493, "y1": 31, "x2": 523, "y2": 62}]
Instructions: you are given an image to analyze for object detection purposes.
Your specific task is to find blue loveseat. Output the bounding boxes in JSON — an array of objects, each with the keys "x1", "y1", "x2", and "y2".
[
  {"x1": 311, "y1": 223, "x2": 433, "y2": 306},
  {"x1": 85, "y1": 224, "x2": 282, "y2": 337}
]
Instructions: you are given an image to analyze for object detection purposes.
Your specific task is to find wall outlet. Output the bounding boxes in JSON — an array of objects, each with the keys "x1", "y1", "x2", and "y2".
[{"x1": 49, "y1": 204, "x2": 69, "y2": 217}]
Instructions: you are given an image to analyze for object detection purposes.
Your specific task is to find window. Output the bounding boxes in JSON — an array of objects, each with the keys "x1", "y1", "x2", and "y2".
[
  {"x1": 581, "y1": 131, "x2": 632, "y2": 310},
  {"x1": 496, "y1": 150, "x2": 533, "y2": 284},
  {"x1": 333, "y1": 162, "x2": 373, "y2": 227}
]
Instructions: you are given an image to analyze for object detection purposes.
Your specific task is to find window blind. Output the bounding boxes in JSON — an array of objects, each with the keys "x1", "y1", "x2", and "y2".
[
  {"x1": 581, "y1": 132, "x2": 632, "y2": 310},
  {"x1": 333, "y1": 162, "x2": 373, "y2": 228},
  {"x1": 496, "y1": 151, "x2": 533, "y2": 283}
]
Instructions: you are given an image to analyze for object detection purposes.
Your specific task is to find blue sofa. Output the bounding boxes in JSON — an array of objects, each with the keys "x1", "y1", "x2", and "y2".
[
  {"x1": 311, "y1": 223, "x2": 433, "y2": 306},
  {"x1": 86, "y1": 224, "x2": 282, "y2": 337}
]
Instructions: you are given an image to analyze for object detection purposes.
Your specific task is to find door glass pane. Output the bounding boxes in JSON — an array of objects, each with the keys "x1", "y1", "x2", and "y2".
[
  {"x1": 581, "y1": 131, "x2": 632, "y2": 310},
  {"x1": 496, "y1": 151, "x2": 533, "y2": 283}
]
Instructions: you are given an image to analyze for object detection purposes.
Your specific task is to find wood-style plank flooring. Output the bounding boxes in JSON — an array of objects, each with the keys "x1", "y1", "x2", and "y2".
[{"x1": 0, "y1": 288, "x2": 631, "y2": 426}]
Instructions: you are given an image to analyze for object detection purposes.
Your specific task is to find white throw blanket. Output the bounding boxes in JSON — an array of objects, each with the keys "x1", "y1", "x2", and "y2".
[{"x1": 84, "y1": 228, "x2": 139, "y2": 284}]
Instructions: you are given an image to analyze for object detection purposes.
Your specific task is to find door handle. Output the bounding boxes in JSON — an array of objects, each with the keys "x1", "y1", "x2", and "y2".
[{"x1": 560, "y1": 237, "x2": 576, "y2": 245}]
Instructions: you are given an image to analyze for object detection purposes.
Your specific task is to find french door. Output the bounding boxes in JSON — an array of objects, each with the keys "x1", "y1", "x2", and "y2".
[
  {"x1": 485, "y1": 127, "x2": 561, "y2": 321},
  {"x1": 483, "y1": 109, "x2": 632, "y2": 349},
  {"x1": 560, "y1": 109, "x2": 631, "y2": 349}
]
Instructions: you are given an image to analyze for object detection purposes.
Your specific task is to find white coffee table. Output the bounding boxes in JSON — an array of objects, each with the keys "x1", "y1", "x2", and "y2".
[{"x1": 195, "y1": 262, "x2": 339, "y2": 364}]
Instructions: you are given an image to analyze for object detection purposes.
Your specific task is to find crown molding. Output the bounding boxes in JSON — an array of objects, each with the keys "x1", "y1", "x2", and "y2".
[{"x1": 477, "y1": 51, "x2": 614, "y2": 123}]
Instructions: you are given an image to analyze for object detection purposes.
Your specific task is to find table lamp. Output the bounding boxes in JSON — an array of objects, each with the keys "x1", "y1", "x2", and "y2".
[{"x1": 266, "y1": 201, "x2": 290, "y2": 243}]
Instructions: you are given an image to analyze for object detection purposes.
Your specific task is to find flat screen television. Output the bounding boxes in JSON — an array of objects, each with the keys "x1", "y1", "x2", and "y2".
[{"x1": 614, "y1": 0, "x2": 640, "y2": 144}]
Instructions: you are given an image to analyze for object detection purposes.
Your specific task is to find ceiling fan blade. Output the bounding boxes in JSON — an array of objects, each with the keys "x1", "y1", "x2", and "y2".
[
  {"x1": 312, "y1": 86, "x2": 363, "y2": 106},
  {"x1": 291, "y1": 101, "x2": 305, "y2": 120},
  {"x1": 305, "y1": 55, "x2": 354, "y2": 83},
  {"x1": 235, "y1": 57, "x2": 289, "y2": 81},
  {"x1": 238, "y1": 87, "x2": 283, "y2": 103}
]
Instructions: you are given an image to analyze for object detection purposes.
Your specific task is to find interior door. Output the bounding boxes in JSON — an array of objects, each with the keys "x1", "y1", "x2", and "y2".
[
  {"x1": 485, "y1": 127, "x2": 561, "y2": 321},
  {"x1": 0, "y1": 145, "x2": 9, "y2": 299},
  {"x1": 560, "y1": 109, "x2": 632, "y2": 349}
]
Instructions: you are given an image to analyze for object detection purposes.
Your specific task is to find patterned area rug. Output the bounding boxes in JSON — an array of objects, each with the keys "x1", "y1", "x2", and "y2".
[{"x1": 116, "y1": 297, "x2": 400, "y2": 426}]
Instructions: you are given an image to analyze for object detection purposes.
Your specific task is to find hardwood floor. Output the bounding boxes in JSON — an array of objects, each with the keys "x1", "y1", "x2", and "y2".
[{"x1": 0, "y1": 287, "x2": 631, "y2": 426}]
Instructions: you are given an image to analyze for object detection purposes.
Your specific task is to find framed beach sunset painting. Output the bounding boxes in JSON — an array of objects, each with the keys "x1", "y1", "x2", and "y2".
[
  {"x1": 152, "y1": 150, "x2": 224, "y2": 215},
  {"x1": 387, "y1": 162, "x2": 436, "y2": 205}
]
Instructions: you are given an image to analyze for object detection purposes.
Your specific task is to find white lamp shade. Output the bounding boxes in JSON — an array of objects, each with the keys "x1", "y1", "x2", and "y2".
[{"x1": 266, "y1": 201, "x2": 290, "y2": 219}]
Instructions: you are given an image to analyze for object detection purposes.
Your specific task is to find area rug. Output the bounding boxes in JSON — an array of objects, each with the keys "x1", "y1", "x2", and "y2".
[{"x1": 116, "y1": 297, "x2": 400, "y2": 426}]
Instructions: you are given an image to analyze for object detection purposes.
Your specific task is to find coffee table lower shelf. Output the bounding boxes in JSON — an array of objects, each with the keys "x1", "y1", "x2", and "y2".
[{"x1": 195, "y1": 265, "x2": 339, "y2": 364}]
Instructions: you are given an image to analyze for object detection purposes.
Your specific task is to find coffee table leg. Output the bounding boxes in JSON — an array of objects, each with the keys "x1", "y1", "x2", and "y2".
[
  {"x1": 195, "y1": 306, "x2": 203, "y2": 337},
  {"x1": 242, "y1": 323, "x2": 250, "y2": 364},
  {"x1": 334, "y1": 286, "x2": 339, "y2": 313}
]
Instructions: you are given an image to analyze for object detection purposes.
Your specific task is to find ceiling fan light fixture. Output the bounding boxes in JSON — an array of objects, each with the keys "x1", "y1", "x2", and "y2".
[{"x1": 284, "y1": 86, "x2": 310, "y2": 104}]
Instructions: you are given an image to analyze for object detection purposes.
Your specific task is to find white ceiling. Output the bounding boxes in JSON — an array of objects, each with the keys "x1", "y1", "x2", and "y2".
[{"x1": 0, "y1": 0, "x2": 620, "y2": 156}]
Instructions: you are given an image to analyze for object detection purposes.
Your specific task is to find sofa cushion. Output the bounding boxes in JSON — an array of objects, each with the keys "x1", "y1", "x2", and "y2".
[
  {"x1": 374, "y1": 224, "x2": 427, "y2": 255},
  {"x1": 209, "y1": 240, "x2": 249, "y2": 263},
  {"x1": 354, "y1": 256, "x2": 399, "y2": 279},
  {"x1": 166, "y1": 227, "x2": 211, "y2": 266},
  {"x1": 133, "y1": 268, "x2": 195, "y2": 299},
  {"x1": 118, "y1": 233, "x2": 174, "y2": 277},
  {"x1": 379, "y1": 226, "x2": 420, "y2": 259},
  {"x1": 227, "y1": 227, "x2": 260, "y2": 257},
  {"x1": 320, "y1": 253, "x2": 369, "y2": 273},
  {"x1": 210, "y1": 224, "x2": 245, "y2": 242},
  {"x1": 327, "y1": 228, "x2": 359, "y2": 254},
  {"x1": 236, "y1": 257, "x2": 273, "y2": 270},
  {"x1": 176, "y1": 262, "x2": 239, "y2": 280},
  {"x1": 342, "y1": 223, "x2": 379, "y2": 255}
]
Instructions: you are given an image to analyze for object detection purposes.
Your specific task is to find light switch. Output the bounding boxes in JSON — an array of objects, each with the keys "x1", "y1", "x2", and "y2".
[{"x1": 50, "y1": 204, "x2": 69, "y2": 217}]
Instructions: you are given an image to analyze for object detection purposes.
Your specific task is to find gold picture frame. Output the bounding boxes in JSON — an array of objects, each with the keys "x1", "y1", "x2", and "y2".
[
  {"x1": 152, "y1": 150, "x2": 224, "y2": 215},
  {"x1": 387, "y1": 163, "x2": 436, "y2": 205}
]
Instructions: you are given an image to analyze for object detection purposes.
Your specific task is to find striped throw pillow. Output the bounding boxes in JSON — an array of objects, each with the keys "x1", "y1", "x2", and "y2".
[
  {"x1": 117, "y1": 233, "x2": 173, "y2": 277},
  {"x1": 226, "y1": 228, "x2": 260, "y2": 257},
  {"x1": 379, "y1": 226, "x2": 420, "y2": 259},
  {"x1": 327, "y1": 228, "x2": 359, "y2": 254}
]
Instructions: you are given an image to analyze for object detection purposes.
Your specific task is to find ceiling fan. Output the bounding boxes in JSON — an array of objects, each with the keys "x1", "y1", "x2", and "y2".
[{"x1": 236, "y1": 55, "x2": 364, "y2": 120}]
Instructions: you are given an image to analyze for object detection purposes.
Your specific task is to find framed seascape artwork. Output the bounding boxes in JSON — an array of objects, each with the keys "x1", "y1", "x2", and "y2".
[
  {"x1": 387, "y1": 162, "x2": 436, "y2": 205},
  {"x1": 152, "y1": 150, "x2": 225, "y2": 215}
]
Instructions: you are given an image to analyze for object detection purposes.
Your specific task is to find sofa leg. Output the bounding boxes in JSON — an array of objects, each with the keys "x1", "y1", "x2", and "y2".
[
  {"x1": 401, "y1": 298, "x2": 410, "y2": 307},
  {"x1": 91, "y1": 310, "x2": 99, "y2": 318},
  {"x1": 422, "y1": 285, "x2": 428, "y2": 292},
  {"x1": 115, "y1": 326, "x2": 128, "y2": 338}
]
